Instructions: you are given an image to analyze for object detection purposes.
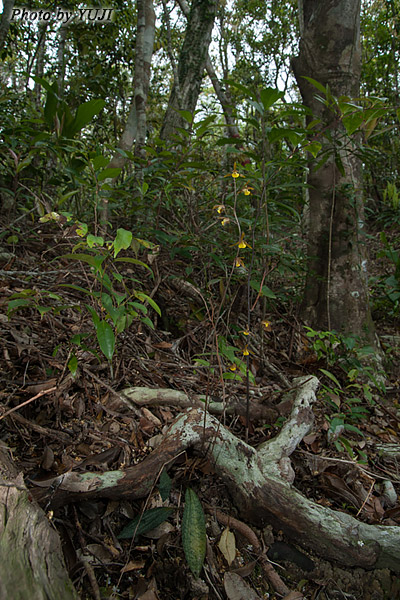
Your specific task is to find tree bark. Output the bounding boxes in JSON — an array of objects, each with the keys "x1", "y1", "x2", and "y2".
[
  {"x1": 0, "y1": 0, "x2": 14, "y2": 51},
  {"x1": 108, "y1": 0, "x2": 155, "y2": 169},
  {"x1": 175, "y1": 0, "x2": 240, "y2": 140},
  {"x1": 292, "y1": 0, "x2": 374, "y2": 339},
  {"x1": 160, "y1": 0, "x2": 217, "y2": 140},
  {"x1": 0, "y1": 445, "x2": 78, "y2": 600},
  {"x1": 31, "y1": 377, "x2": 400, "y2": 573}
]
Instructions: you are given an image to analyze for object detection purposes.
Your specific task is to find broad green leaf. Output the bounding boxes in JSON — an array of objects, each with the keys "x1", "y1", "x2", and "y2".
[
  {"x1": 7, "y1": 298, "x2": 32, "y2": 315},
  {"x1": 96, "y1": 320, "x2": 115, "y2": 360},
  {"x1": 64, "y1": 99, "x2": 106, "y2": 137},
  {"x1": 182, "y1": 488, "x2": 206, "y2": 578},
  {"x1": 97, "y1": 167, "x2": 122, "y2": 182},
  {"x1": 118, "y1": 507, "x2": 174, "y2": 540},
  {"x1": 306, "y1": 141, "x2": 322, "y2": 158},
  {"x1": 320, "y1": 368, "x2": 342, "y2": 389},
  {"x1": 42, "y1": 81, "x2": 59, "y2": 127},
  {"x1": 177, "y1": 109, "x2": 193, "y2": 124},
  {"x1": 92, "y1": 155, "x2": 109, "y2": 170},
  {"x1": 260, "y1": 87, "x2": 284, "y2": 111},
  {"x1": 342, "y1": 111, "x2": 365, "y2": 135},
  {"x1": 86, "y1": 234, "x2": 104, "y2": 248},
  {"x1": 113, "y1": 228, "x2": 132, "y2": 258}
]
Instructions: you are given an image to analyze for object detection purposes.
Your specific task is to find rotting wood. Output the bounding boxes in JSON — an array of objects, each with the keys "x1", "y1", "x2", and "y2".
[{"x1": 30, "y1": 376, "x2": 400, "y2": 573}]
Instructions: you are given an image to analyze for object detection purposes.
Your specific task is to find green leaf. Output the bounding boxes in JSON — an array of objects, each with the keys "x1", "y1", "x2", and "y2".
[
  {"x1": 86, "y1": 234, "x2": 104, "y2": 248},
  {"x1": 62, "y1": 253, "x2": 106, "y2": 269},
  {"x1": 115, "y1": 256, "x2": 153, "y2": 273},
  {"x1": 302, "y1": 77, "x2": 327, "y2": 95},
  {"x1": 182, "y1": 488, "x2": 206, "y2": 578},
  {"x1": 306, "y1": 141, "x2": 322, "y2": 158},
  {"x1": 159, "y1": 470, "x2": 172, "y2": 501},
  {"x1": 177, "y1": 109, "x2": 193, "y2": 124},
  {"x1": 118, "y1": 507, "x2": 174, "y2": 540},
  {"x1": 7, "y1": 298, "x2": 32, "y2": 315},
  {"x1": 342, "y1": 111, "x2": 365, "y2": 136},
  {"x1": 134, "y1": 291, "x2": 161, "y2": 316},
  {"x1": 113, "y1": 228, "x2": 133, "y2": 258},
  {"x1": 319, "y1": 368, "x2": 342, "y2": 389},
  {"x1": 260, "y1": 87, "x2": 284, "y2": 111},
  {"x1": 86, "y1": 304, "x2": 100, "y2": 327},
  {"x1": 68, "y1": 354, "x2": 78, "y2": 376},
  {"x1": 140, "y1": 316, "x2": 155, "y2": 329},
  {"x1": 95, "y1": 320, "x2": 115, "y2": 360},
  {"x1": 97, "y1": 167, "x2": 122, "y2": 182},
  {"x1": 64, "y1": 99, "x2": 106, "y2": 137}
]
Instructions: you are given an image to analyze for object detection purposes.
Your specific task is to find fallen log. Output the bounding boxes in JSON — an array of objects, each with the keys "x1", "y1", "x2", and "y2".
[{"x1": 31, "y1": 376, "x2": 400, "y2": 572}]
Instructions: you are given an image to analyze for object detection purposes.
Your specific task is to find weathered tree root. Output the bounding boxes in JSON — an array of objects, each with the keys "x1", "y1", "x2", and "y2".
[{"x1": 32, "y1": 376, "x2": 400, "y2": 572}]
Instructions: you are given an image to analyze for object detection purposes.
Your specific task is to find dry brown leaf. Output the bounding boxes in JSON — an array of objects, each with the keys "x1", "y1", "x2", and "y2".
[
  {"x1": 121, "y1": 560, "x2": 146, "y2": 573},
  {"x1": 223, "y1": 572, "x2": 262, "y2": 600},
  {"x1": 218, "y1": 527, "x2": 236, "y2": 566}
]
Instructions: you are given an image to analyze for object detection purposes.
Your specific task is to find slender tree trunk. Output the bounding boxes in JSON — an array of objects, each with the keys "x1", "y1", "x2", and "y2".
[
  {"x1": 175, "y1": 0, "x2": 240, "y2": 139},
  {"x1": 0, "y1": 0, "x2": 14, "y2": 50},
  {"x1": 33, "y1": 22, "x2": 47, "y2": 108},
  {"x1": 160, "y1": 0, "x2": 217, "y2": 140},
  {"x1": 292, "y1": 0, "x2": 375, "y2": 340},
  {"x1": 57, "y1": 24, "x2": 68, "y2": 98},
  {"x1": 101, "y1": 0, "x2": 155, "y2": 226},
  {"x1": 108, "y1": 0, "x2": 155, "y2": 170}
]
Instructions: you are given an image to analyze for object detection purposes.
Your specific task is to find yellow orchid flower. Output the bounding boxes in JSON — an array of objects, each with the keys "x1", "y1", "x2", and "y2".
[
  {"x1": 236, "y1": 232, "x2": 251, "y2": 249},
  {"x1": 225, "y1": 162, "x2": 244, "y2": 179},
  {"x1": 235, "y1": 257, "x2": 245, "y2": 267},
  {"x1": 241, "y1": 185, "x2": 253, "y2": 196},
  {"x1": 213, "y1": 204, "x2": 225, "y2": 214}
]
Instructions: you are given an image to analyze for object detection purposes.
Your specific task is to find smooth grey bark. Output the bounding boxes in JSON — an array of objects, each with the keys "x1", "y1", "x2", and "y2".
[
  {"x1": 292, "y1": 0, "x2": 374, "y2": 338},
  {"x1": 0, "y1": 0, "x2": 14, "y2": 50},
  {"x1": 160, "y1": 0, "x2": 217, "y2": 140},
  {"x1": 0, "y1": 445, "x2": 78, "y2": 600},
  {"x1": 108, "y1": 0, "x2": 155, "y2": 169}
]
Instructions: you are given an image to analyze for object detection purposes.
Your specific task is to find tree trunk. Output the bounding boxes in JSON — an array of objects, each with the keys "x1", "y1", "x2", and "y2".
[
  {"x1": 160, "y1": 0, "x2": 217, "y2": 140},
  {"x1": 0, "y1": 0, "x2": 14, "y2": 50},
  {"x1": 107, "y1": 0, "x2": 155, "y2": 171},
  {"x1": 0, "y1": 445, "x2": 78, "y2": 600},
  {"x1": 101, "y1": 0, "x2": 155, "y2": 225},
  {"x1": 292, "y1": 0, "x2": 374, "y2": 339},
  {"x1": 176, "y1": 0, "x2": 240, "y2": 140}
]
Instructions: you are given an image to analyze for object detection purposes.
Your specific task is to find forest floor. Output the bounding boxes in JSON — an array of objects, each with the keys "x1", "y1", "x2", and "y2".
[{"x1": 1, "y1": 219, "x2": 400, "y2": 600}]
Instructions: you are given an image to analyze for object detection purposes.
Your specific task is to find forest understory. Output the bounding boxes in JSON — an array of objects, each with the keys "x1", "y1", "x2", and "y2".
[{"x1": 1, "y1": 220, "x2": 400, "y2": 600}]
